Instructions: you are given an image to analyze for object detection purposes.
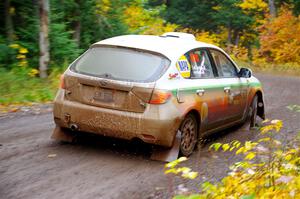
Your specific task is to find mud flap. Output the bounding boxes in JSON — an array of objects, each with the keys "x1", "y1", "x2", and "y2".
[
  {"x1": 150, "y1": 130, "x2": 181, "y2": 162},
  {"x1": 51, "y1": 126, "x2": 76, "y2": 143}
]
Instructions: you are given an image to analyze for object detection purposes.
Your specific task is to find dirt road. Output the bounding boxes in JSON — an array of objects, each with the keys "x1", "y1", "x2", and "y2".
[{"x1": 1, "y1": 74, "x2": 300, "y2": 199}]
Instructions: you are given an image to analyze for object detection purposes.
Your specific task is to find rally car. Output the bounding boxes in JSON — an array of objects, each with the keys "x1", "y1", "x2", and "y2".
[{"x1": 52, "y1": 32, "x2": 265, "y2": 158}]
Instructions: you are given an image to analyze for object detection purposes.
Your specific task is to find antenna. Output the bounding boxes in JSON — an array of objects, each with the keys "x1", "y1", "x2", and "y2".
[{"x1": 161, "y1": 32, "x2": 196, "y2": 40}]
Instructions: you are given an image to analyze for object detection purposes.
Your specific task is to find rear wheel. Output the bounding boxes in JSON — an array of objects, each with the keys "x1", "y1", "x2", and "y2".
[
  {"x1": 250, "y1": 95, "x2": 258, "y2": 128},
  {"x1": 180, "y1": 114, "x2": 198, "y2": 157}
]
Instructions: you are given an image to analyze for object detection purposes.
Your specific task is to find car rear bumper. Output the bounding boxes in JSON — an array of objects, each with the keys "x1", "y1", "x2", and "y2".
[{"x1": 53, "y1": 89, "x2": 182, "y2": 147}]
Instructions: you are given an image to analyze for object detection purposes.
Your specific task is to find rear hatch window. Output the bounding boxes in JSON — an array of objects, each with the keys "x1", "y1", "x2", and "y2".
[{"x1": 71, "y1": 46, "x2": 170, "y2": 83}]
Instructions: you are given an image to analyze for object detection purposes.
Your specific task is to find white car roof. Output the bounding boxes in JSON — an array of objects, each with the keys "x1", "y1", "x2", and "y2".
[{"x1": 92, "y1": 34, "x2": 223, "y2": 61}]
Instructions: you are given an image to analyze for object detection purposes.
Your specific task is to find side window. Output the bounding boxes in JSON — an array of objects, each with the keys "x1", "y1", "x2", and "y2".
[
  {"x1": 210, "y1": 50, "x2": 237, "y2": 78},
  {"x1": 176, "y1": 49, "x2": 214, "y2": 79}
]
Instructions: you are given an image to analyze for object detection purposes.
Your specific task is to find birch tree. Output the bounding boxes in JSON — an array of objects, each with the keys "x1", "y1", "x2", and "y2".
[
  {"x1": 39, "y1": 0, "x2": 50, "y2": 78},
  {"x1": 268, "y1": 0, "x2": 276, "y2": 18},
  {"x1": 4, "y1": 0, "x2": 14, "y2": 42}
]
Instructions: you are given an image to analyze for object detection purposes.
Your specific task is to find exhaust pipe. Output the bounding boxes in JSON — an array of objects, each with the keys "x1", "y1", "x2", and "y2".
[{"x1": 70, "y1": 123, "x2": 78, "y2": 131}]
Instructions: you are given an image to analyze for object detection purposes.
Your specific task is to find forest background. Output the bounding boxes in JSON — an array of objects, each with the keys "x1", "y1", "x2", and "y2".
[{"x1": 0, "y1": 0, "x2": 300, "y2": 104}]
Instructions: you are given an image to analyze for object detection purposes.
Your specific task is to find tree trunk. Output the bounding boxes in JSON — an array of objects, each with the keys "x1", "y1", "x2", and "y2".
[
  {"x1": 165, "y1": 0, "x2": 171, "y2": 6},
  {"x1": 73, "y1": 0, "x2": 81, "y2": 47},
  {"x1": 73, "y1": 21, "x2": 81, "y2": 46},
  {"x1": 233, "y1": 29, "x2": 240, "y2": 46},
  {"x1": 227, "y1": 26, "x2": 232, "y2": 52},
  {"x1": 73, "y1": 21, "x2": 81, "y2": 47},
  {"x1": 39, "y1": 0, "x2": 50, "y2": 78},
  {"x1": 268, "y1": 0, "x2": 276, "y2": 18},
  {"x1": 4, "y1": 0, "x2": 14, "y2": 42}
]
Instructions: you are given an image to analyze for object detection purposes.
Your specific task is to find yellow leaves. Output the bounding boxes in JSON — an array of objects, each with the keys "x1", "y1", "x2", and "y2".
[
  {"x1": 285, "y1": 154, "x2": 292, "y2": 161},
  {"x1": 95, "y1": 0, "x2": 111, "y2": 15},
  {"x1": 9, "y1": 6, "x2": 15, "y2": 15},
  {"x1": 258, "y1": 137, "x2": 270, "y2": 142},
  {"x1": 8, "y1": 43, "x2": 29, "y2": 67},
  {"x1": 16, "y1": 54, "x2": 26, "y2": 59},
  {"x1": 210, "y1": 143, "x2": 222, "y2": 151},
  {"x1": 123, "y1": 4, "x2": 177, "y2": 35},
  {"x1": 28, "y1": 69, "x2": 39, "y2": 77},
  {"x1": 8, "y1": 44, "x2": 28, "y2": 54},
  {"x1": 236, "y1": 147, "x2": 245, "y2": 155},
  {"x1": 9, "y1": 43, "x2": 20, "y2": 49},
  {"x1": 231, "y1": 140, "x2": 241, "y2": 148},
  {"x1": 170, "y1": 118, "x2": 300, "y2": 199},
  {"x1": 210, "y1": 141, "x2": 242, "y2": 152},
  {"x1": 194, "y1": 31, "x2": 221, "y2": 46},
  {"x1": 234, "y1": 142, "x2": 257, "y2": 159},
  {"x1": 245, "y1": 152, "x2": 256, "y2": 160},
  {"x1": 238, "y1": 0, "x2": 268, "y2": 11},
  {"x1": 165, "y1": 156, "x2": 187, "y2": 168},
  {"x1": 19, "y1": 47, "x2": 28, "y2": 54},
  {"x1": 257, "y1": 8, "x2": 300, "y2": 64},
  {"x1": 212, "y1": 5, "x2": 221, "y2": 11},
  {"x1": 260, "y1": 119, "x2": 283, "y2": 134},
  {"x1": 230, "y1": 46, "x2": 249, "y2": 62},
  {"x1": 245, "y1": 141, "x2": 252, "y2": 150},
  {"x1": 164, "y1": 157, "x2": 198, "y2": 180},
  {"x1": 222, "y1": 144, "x2": 230, "y2": 152},
  {"x1": 287, "y1": 149, "x2": 297, "y2": 154},
  {"x1": 18, "y1": 60, "x2": 28, "y2": 67},
  {"x1": 182, "y1": 171, "x2": 198, "y2": 180}
]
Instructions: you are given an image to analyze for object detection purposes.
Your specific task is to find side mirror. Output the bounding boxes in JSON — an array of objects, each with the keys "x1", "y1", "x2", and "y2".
[{"x1": 238, "y1": 67, "x2": 252, "y2": 78}]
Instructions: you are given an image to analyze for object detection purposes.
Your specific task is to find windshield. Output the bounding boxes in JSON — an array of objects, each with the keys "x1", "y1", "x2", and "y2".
[{"x1": 71, "y1": 46, "x2": 170, "y2": 82}]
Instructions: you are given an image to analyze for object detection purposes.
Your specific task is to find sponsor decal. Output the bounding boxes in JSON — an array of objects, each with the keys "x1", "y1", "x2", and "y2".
[
  {"x1": 176, "y1": 55, "x2": 191, "y2": 78},
  {"x1": 168, "y1": 72, "x2": 179, "y2": 80}
]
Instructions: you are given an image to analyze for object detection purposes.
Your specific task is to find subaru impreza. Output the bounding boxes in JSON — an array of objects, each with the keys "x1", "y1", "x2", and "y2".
[{"x1": 52, "y1": 32, "x2": 265, "y2": 157}]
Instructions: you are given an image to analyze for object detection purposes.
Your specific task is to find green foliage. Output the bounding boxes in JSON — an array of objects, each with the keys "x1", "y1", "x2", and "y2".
[
  {"x1": 0, "y1": 68, "x2": 59, "y2": 104},
  {"x1": 49, "y1": 10, "x2": 82, "y2": 66},
  {"x1": 163, "y1": 0, "x2": 218, "y2": 31},
  {"x1": 0, "y1": 36, "x2": 16, "y2": 68}
]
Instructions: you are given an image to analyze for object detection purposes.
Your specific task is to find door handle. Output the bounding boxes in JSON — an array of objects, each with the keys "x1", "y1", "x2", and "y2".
[
  {"x1": 176, "y1": 88, "x2": 184, "y2": 103},
  {"x1": 196, "y1": 89, "x2": 205, "y2": 96},
  {"x1": 224, "y1": 86, "x2": 231, "y2": 93}
]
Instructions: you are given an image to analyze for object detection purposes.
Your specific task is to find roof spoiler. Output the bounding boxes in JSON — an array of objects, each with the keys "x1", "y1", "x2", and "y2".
[{"x1": 161, "y1": 32, "x2": 196, "y2": 40}]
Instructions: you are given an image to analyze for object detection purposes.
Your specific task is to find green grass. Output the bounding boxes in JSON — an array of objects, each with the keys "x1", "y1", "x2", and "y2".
[{"x1": 0, "y1": 68, "x2": 60, "y2": 105}]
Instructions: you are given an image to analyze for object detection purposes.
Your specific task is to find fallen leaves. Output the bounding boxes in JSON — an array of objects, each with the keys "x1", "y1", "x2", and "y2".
[{"x1": 47, "y1": 154, "x2": 57, "y2": 158}]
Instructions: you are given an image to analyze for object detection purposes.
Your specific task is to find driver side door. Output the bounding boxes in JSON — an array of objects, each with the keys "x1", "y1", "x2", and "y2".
[{"x1": 209, "y1": 49, "x2": 248, "y2": 124}]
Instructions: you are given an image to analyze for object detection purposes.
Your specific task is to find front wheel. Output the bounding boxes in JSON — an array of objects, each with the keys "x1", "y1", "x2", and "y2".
[{"x1": 180, "y1": 114, "x2": 198, "y2": 157}]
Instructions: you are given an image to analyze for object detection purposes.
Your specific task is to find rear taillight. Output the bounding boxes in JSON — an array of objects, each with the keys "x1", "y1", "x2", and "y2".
[
  {"x1": 149, "y1": 90, "x2": 172, "y2": 104},
  {"x1": 59, "y1": 74, "x2": 65, "y2": 89}
]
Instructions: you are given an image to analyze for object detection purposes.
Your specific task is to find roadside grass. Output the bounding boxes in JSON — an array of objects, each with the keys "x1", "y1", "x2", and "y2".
[
  {"x1": 0, "y1": 67, "x2": 60, "y2": 105},
  {"x1": 236, "y1": 61, "x2": 300, "y2": 77}
]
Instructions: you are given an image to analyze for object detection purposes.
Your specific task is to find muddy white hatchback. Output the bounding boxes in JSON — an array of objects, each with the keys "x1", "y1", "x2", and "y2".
[{"x1": 52, "y1": 32, "x2": 265, "y2": 157}]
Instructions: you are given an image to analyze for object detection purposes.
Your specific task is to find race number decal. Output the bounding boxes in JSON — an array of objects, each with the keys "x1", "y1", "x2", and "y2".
[{"x1": 176, "y1": 55, "x2": 191, "y2": 78}]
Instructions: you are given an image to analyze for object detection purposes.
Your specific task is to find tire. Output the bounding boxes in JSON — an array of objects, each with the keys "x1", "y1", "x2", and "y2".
[
  {"x1": 179, "y1": 114, "x2": 198, "y2": 157},
  {"x1": 249, "y1": 95, "x2": 258, "y2": 128}
]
